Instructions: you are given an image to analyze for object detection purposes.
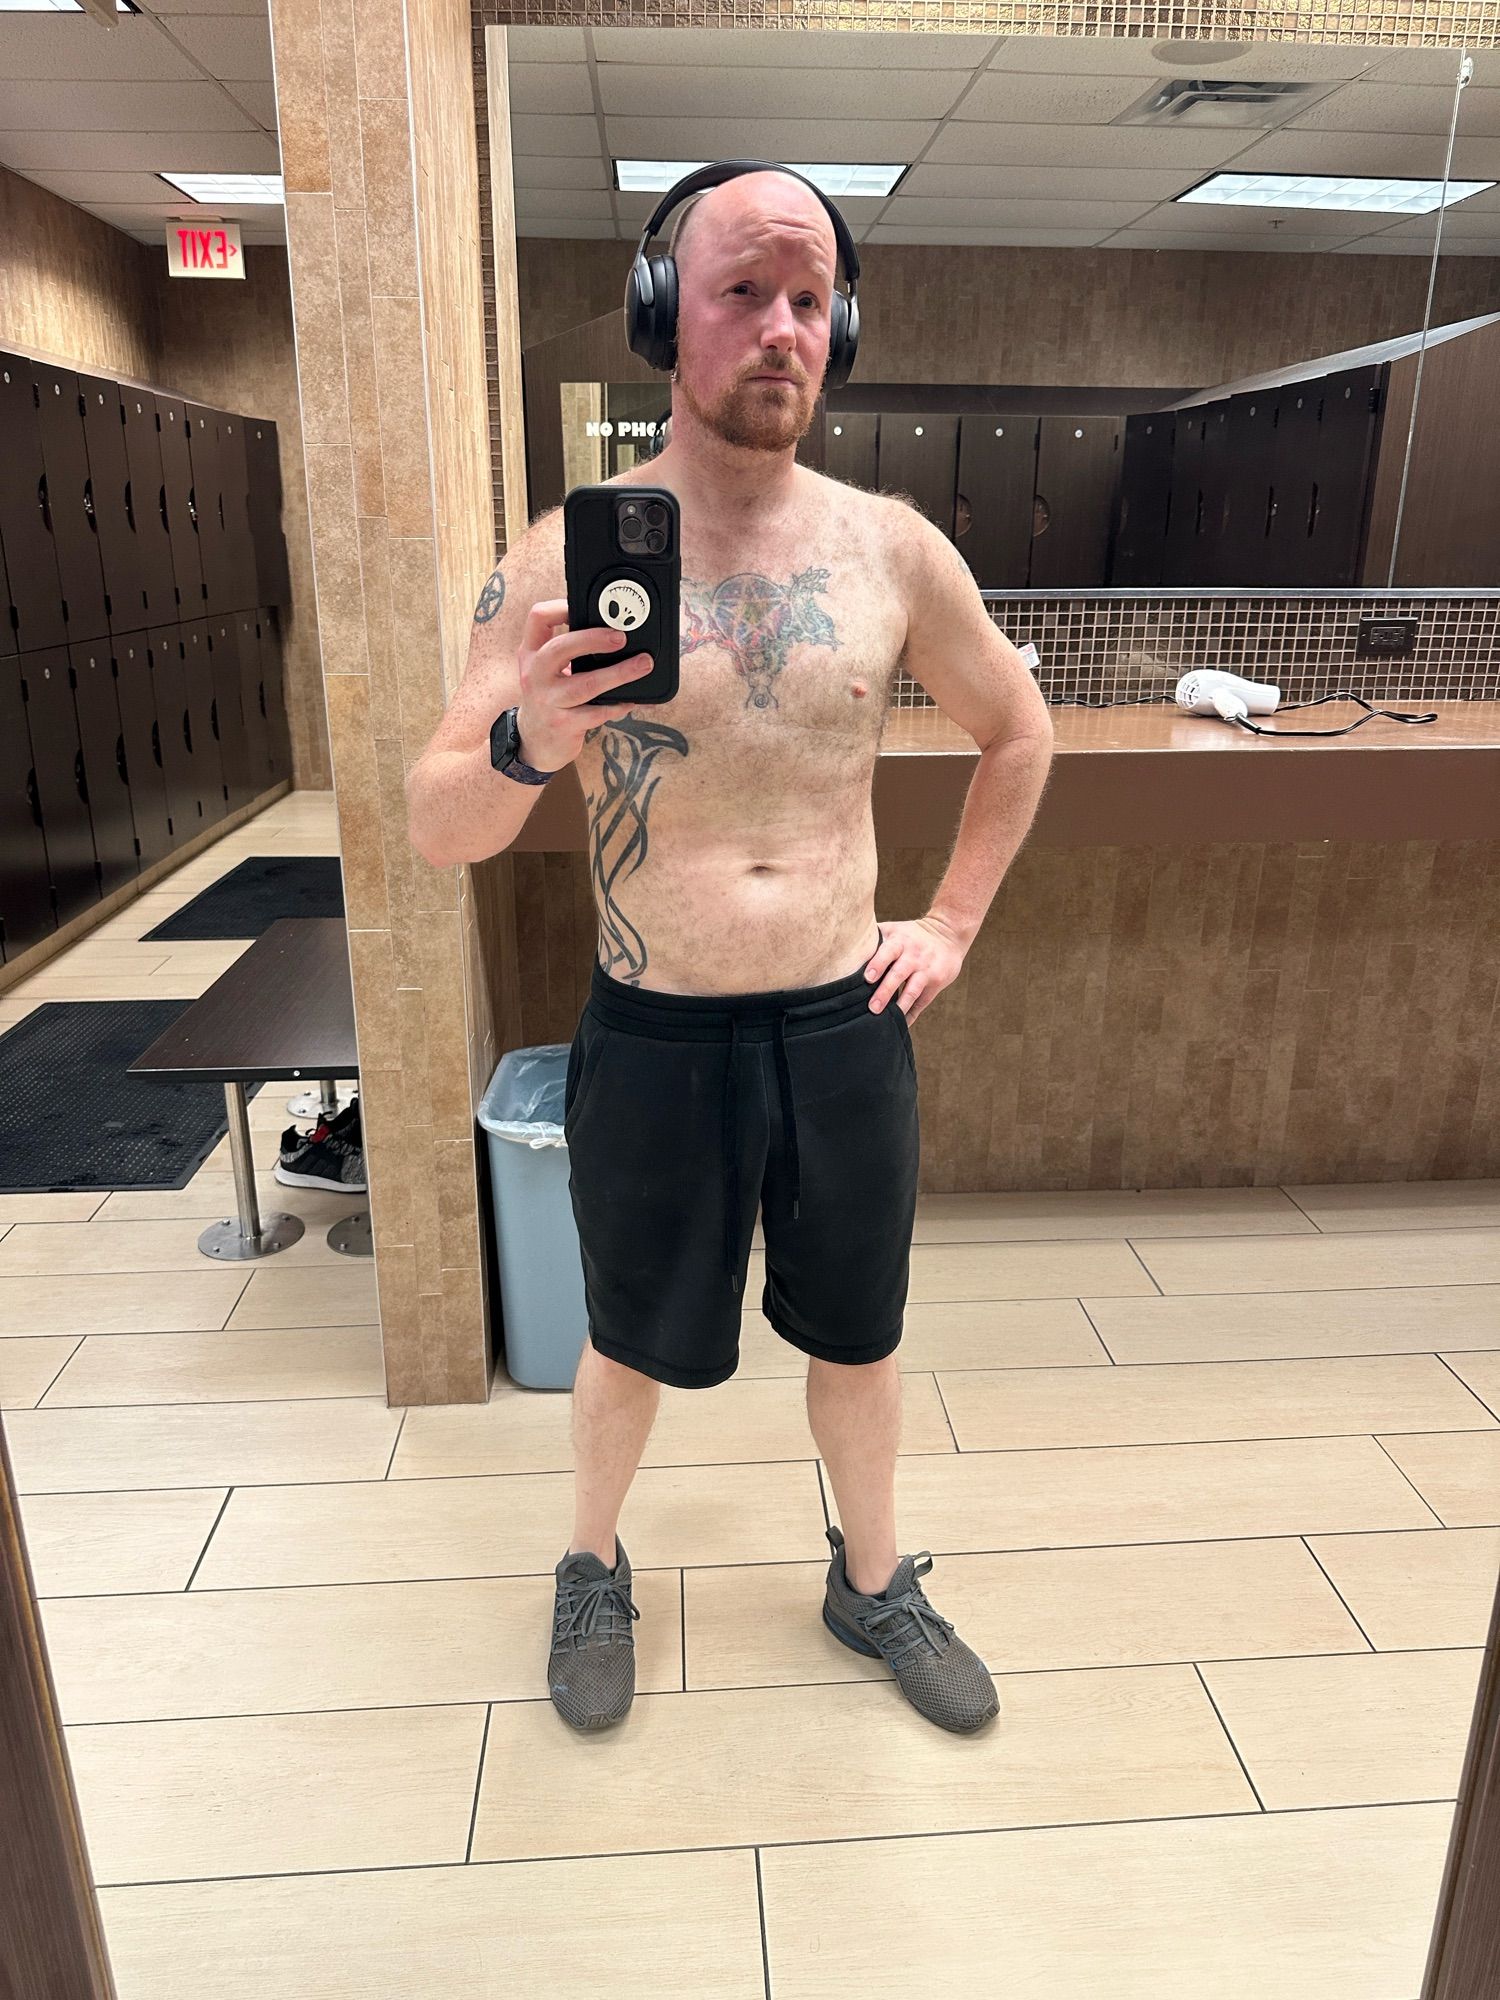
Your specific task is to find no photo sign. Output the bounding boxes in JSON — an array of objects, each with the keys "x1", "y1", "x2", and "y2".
[{"x1": 166, "y1": 221, "x2": 245, "y2": 279}]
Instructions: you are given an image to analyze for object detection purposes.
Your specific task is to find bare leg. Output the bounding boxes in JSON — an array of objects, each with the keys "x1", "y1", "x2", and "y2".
[
  {"x1": 568, "y1": 1339, "x2": 661, "y2": 1567},
  {"x1": 806, "y1": 1352, "x2": 902, "y2": 1595}
]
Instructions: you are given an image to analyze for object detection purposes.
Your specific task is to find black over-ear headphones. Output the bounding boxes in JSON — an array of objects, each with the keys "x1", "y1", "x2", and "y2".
[{"x1": 622, "y1": 159, "x2": 861, "y2": 392}]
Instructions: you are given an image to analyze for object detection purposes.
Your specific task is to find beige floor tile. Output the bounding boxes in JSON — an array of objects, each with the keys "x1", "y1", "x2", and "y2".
[
  {"x1": 1436, "y1": 1348, "x2": 1500, "y2": 1419},
  {"x1": 0, "y1": 1334, "x2": 79, "y2": 1407},
  {"x1": 226, "y1": 1264, "x2": 379, "y2": 1329},
  {"x1": 903, "y1": 1186, "x2": 1315, "y2": 1242},
  {"x1": 68, "y1": 1703, "x2": 486, "y2": 1884},
  {"x1": 1287, "y1": 1180, "x2": 1500, "y2": 1232},
  {"x1": 392, "y1": 1371, "x2": 954, "y2": 1479},
  {"x1": 17, "y1": 1488, "x2": 227, "y2": 1597},
  {"x1": 0, "y1": 1216, "x2": 349, "y2": 1277},
  {"x1": 0, "y1": 1269, "x2": 247, "y2": 1338},
  {"x1": 1308, "y1": 1527, "x2": 1500, "y2": 1651},
  {"x1": 738, "y1": 1295, "x2": 1107, "y2": 1376},
  {"x1": 41, "y1": 1325, "x2": 386, "y2": 1406},
  {"x1": 1376, "y1": 1429, "x2": 1500, "y2": 1527},
  {"x1": 1203, "y1": 1648, "x2": 1483, "y2": 1808},
  {"x1": 97, "y1": 1847, "x2": 765, "y2": 2000},
  {"x1": 758, "y1": 1802, "x2": 1453, "y2": 2000},
  {"x1": 193, "y1": 1458, "x2": 828, "y2": 1589},
  {"x1": 43, "y1": 943, "x2": 174, "y2": 973},
  {"x1": 0, "y1": 1192, "x2": 107, "y2": 1224},
  {"x1": 4, "y1": 973, "x2": 207, "y2": 1002},
  {"x1": 937, "y1": 1353, "x2": 1497, "y2": 1452},
  {"x1": 94, "y1": 1174, "x2": 361, "y2": 1225},
  {"x1": 685, "y1": 1537, "x2": 1368, "y2": 1693},
  {"x1": 473, "y1": 1667, "x2": 1254, "y2": 1862},
  {"x1": 1135, "y1": 1227, "x2": 1500, "y2": 1295},
  {"x1": 1086, "y1": 1284, "x2": 1500, "y2": 1364},
  {"x1": 747, "y1": 1235, "x2": 1156, "y2": 1304},
  {"x1": 874, "y1": 1434, "x2": 1443, "y2": 1553},
  {"x1": 5, "y1": 1398, "x2": 403, "y2": 1493},
  {"x1": 42, "y1": 1568, "x2": 684, "y2": 1723}
]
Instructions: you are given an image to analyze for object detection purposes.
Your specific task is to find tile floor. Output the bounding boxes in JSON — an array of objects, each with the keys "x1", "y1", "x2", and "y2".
[{"x1": 1, "y1": 790, "x2": 1497, "y2": 1997}]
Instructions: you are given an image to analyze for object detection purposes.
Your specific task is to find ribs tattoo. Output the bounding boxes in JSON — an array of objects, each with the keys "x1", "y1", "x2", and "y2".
[{"x1": 582, "y1": 715, "x2": 690, "y2": 984}]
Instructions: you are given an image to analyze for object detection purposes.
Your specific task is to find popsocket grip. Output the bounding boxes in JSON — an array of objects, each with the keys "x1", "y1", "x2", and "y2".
[{"x1": 596, "y1": 578, "x2": 651, "y2": 632}]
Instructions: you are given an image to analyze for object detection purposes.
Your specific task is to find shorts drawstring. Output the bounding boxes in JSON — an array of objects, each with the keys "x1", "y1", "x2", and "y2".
[{"x1": 723, "y1": 1008, "x2": 801, "y2": 1295}]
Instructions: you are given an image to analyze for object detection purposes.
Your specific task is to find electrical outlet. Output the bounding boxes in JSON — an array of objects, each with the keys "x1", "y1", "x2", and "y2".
[{"x1": 1356, "y1": 615, "x2": 1417, "y2": 660}]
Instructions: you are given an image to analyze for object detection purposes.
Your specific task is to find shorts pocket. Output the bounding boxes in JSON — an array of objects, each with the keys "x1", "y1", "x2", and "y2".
[
  {"x1": 891, "y1": 1003, "x2": 917, "y2": 1079},
  {"x1": 565, "y1": 1017, "x2": 611, "y2": 1128}
]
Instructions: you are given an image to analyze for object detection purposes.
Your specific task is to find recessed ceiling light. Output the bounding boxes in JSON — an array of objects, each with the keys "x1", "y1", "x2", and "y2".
[
  {"x1": 1150, "y1": 40, "x2": 1252, "y2": 66},
  {"x1": 615, "y1": 159, "x2": 906, "y2": 198},
  {"x1": 1178, "y1": 172, "x2": 1496, "y2": 214},
  {"x1": 158, "y1": 172, "x2": 284, "y2": 205}
]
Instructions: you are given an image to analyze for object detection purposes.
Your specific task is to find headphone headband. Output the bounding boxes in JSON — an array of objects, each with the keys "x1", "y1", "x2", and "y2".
[{"x1": 633, "y1": 159, "x2": 861, "y2": 291}]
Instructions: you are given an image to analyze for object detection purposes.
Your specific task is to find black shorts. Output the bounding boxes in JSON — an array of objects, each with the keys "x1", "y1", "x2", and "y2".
[{"x1": 563, "y1": 956, "x2": 920, "y2": 1389}]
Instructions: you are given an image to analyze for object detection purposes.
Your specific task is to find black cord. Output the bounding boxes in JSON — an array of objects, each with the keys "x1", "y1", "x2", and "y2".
[{"x1": 1046, "y1": 690, "x2": 1439, "y2": 736}]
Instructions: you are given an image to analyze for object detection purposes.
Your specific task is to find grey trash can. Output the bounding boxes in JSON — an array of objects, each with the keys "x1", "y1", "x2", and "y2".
[{"x1": 477, "y1": 1043, "x2": 588, "y2": 1390}]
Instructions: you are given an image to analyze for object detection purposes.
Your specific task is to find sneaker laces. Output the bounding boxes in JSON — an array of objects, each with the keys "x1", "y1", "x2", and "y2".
[
  {"x1": 853, "y1": 1553, "x2": 955, "y2": 1671},
  {"x1": 553, "y1": 1572, "x2": 640, "y2": 1649}
]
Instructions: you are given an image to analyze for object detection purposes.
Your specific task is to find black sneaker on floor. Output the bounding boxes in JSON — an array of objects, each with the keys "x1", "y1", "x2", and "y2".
[
  {"x1": 548, "y1": 1540, "x2": 639, "y2": 1730},
  {"x1": 273, "y1": 1127, "x2": 366, "y2": 1192}
]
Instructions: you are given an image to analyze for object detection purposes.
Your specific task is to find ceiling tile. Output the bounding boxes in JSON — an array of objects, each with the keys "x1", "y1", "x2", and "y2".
[
  {"x1": 884, "y1": 194, "x2": 1156, "y2": 229},
  {"x1": 923, "y1": 122, "x2": 1249, "y2": 170},
  {"x1": 144, "y1": 0, "x2": 277, "y2": 15},
  {"x1": 1360, "y1": 50, "x2": 1496, "y2": 86},
  {"x1": 1221, "y1": 129, "x2": 1471, "y2": 177},
  {"x1": 511, "y1": 154, "x2": 608, "y2": 192},
  {"x1": 614, "y1": 188, "x2": 889, "y2": 230},
  {"x1": 0, "y1": 126, "x2": 278, "y2": 170},
  {"x1": 506, "y1": 63, "x2": 596, "y2": 117},
  {"x1": 1129, "y1": 199, "x2": 1366, "y2": 237},
  {"x1": 509, "y1": 114, "x2": 601, "y2": 157},
  {"x1": 588, "y1": 27, "x2": 1002, "y2": 69},
  {"x1": 865, "y1": 222, "x2": 1109, "y2": 245},
  {"x1": 514, "y1": 219, "x2": 618, "y2": 238},
  {"x1": 596, "y1": 63, "x2": 970, "y2": 123},
  {"x1": 1289, "y1": 79, "x2": 1476, "y2": 134},
  {"x1": 158, "y1": 12, "x2": 271, "y2": 79},
  {"x1": 0, "y1": 14, "x2": 200, "y2": 82},
  {"x1": 901, "y1": 162, "x2": 1198, "y2": 201},
  {"x1": 955, "y1": 68, "x2": 1159, "y2": 124},
  {"x1": 1100, "y1": 228, "x2": 1361, "y2": 254},
  {"x1": 223, "y1": 78, "x2": 275, "y2": 128},
  {"x1": 602, "y1": 116, "x2": 936, "y2": 162},
  {"x1": 0, "y1": 79, "x2": 256, "y2": 132},
  {"x1": 513, "y1": 187, "x2": 614, "y2": 221},
  {"x1": 1329, "y1": 234, "x2": 1470, "y2": 254},
  {"x1": 17, "y1": 168, "x2": 205, "y2": 204}
]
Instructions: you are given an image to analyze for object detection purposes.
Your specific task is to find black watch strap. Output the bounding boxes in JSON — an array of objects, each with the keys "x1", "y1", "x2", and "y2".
[{"x1": 490, "y1": 705, "x2": 556, "y2": 784}]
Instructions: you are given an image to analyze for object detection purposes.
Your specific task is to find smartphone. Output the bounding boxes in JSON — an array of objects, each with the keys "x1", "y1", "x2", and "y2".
[{"x1": 563, "y1": 483, "x2": 680, "y2": 707}]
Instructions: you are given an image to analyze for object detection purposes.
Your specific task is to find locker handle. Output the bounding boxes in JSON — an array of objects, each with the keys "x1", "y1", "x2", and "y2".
[
  {"x1": 158, "y1": 483, "x2": 169, "y2": 535},
  {"x1": 37, "y1": 471, "x2": 53, "y2": 534},
  {"x1": 259, "y1": 680, "x2": 268, "y2": 720},
  {"x1": 74, "y1": 748, "x2": 89, "y2": 805},
  {"x1": 151, "y1": 718, "x2": 162, "y2": 768},
  {"x1": 187, "y1": 483, "x2": 198, "y2": 529},
  {"x1": 115, "y1": 733, "x2": 128, "y2": 786},
  {"x1": 124, "y1": 478, "x2": 135, "y2": 531},
  {"x1": 1306, "y1": 482, "x2": 1320, "y2": 539},
  {"x1": 84, "y1": 477, "x2": 97, "y2": 530},
  {"x1": 210, "y1": 696, "x2": 220, "y2": 741},
  {"x1": 26, "y1": 768, "x2": 42, "y2": 828},
  {"x1": 183, "y1": 708, "x2": 193, "y2": 755}
]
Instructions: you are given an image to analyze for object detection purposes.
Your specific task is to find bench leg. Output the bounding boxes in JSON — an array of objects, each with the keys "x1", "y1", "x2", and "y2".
[{"x1": 197, "y1": 1082, "x2": 307, "y2": 1261}]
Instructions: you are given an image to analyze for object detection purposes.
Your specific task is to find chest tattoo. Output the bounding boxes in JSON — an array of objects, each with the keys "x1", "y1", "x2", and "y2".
[{"x1": 682, "y1": 569, "x2": 841, "y2": 711}]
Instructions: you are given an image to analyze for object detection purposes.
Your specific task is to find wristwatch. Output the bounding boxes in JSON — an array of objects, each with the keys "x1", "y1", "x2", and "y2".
[{"x1": 489, "y1": 705, "x2": 559, "y2": 785}]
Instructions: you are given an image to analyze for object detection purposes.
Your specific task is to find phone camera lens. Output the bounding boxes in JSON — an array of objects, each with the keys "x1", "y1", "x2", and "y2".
[
  {"x1": 644, "y1": 528, "x2": 666, "y2": 553},
  {"x1": 644, "y1": 502, "x2": 668, "y2": 528}
]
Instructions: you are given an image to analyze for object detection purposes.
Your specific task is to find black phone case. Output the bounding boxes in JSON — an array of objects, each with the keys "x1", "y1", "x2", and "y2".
[{"x1": 563, "y1": 484, "x2": 681, "y2": 708}]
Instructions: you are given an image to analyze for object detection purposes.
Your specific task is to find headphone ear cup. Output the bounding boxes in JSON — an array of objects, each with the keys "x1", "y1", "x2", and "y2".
[
  {"x1": 825, "y1": 289, "x2": 858, "y2": 393},
  {"x1": 650, "y1": 253, "x2": 678, "y2": 373}
]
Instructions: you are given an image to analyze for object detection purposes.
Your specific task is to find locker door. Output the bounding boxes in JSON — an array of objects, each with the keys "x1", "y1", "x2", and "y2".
[
  {"x1": 0, "y1": 352, "x2": 67, "y2": 652},
  {"x1": 0, "y1": 516, "x2": 14, "y2": 660},
  {"x1": 207, "y1": 612, "x2": 253, "y2": 810},
  {"x1": 69, "y1": 639, "x2": 138, "y2": 899},
  {"x1": 77, "y1": 375, "x2": 139, "y2": 637},
  {"x1": 1266, "y1": 383, "x2": 1323, "y2": 586},
  {"x1": 1196, "y1": 405, "x2": 1233, "y2": 584},
  {"x1": 824, "y1": 412, "x2": 878, "y2": 492},
  {"x1": 32, "y1": 361, "x2": 110, "y2": 643},
  {"x1": 216, "y1": 413, "x2": 259, "y2": 611},
  {"x1": 0, "y1": 659, "x2": 54, "y2": 960},
  {"x1": 256, "y1": 611, "x2": 293, "y2": 783},
  {"x1": 234, "y1": 610, "x2": 272, "y2": 793},
  {"x1": 180, "y1": 616, "x2": 227, "y2": 828},
  {"x1": 1223, "y1": 391, "x2": 1276, "y2": 583},
  {"x1": 244, "y1": 418, "x2": 291, "y2": 607},
  {"x1": 120, "y1": 389, "x2": 178, "y2": 623},
  {"x1": 21, "y1": 644, "x2": 100, "y2": 927},
  {"x1": 1307, "y1": 365, "x2": 1380, "y2": 587},
  {"x1": 113, "y1": 631, "x2": 172, "y2": 872},
  {"x1": 955, "y1": 416, "x2": 1036, "y2": 588},
  {"x1": 156, "y1": 394, "x2": 206, "y2": 616},
  {"x1": 1161, "y1": 411, "x2": 1206, "y2": 585},
  {"x1": 184, "y1": 402, "x2": 229, "y2": 615},
  {"x1": 1030, "y1": 417, "x2": 1119, "y2": 588},
  {"x1": 1110, "y1": 413, "x2": 1173, "y2": 585},
  {"x1": 875, "y1": 414, "x2": 961, "y2": 537},
  {"x1": 146, "y1": 625, "x2": 197, "y2": 850}
]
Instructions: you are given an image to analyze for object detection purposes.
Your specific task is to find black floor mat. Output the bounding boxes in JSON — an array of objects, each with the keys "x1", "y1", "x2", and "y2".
[
  {"x1": 141, "y1": 855, "x2": 344, "y2": 941},
  {"x1": 0, "y1": 1001, "x2": 262, "y2": 1193}
]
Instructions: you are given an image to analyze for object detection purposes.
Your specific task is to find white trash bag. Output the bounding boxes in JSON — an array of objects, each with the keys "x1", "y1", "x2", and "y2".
[{"x1": 480, "y1": 1043, "x2": 571, "y2": 1151}]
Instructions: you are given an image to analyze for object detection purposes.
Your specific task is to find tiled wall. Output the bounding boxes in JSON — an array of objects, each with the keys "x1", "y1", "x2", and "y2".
[{"x1": 0, "y1": 162, "x2": 330, "y2": 790}]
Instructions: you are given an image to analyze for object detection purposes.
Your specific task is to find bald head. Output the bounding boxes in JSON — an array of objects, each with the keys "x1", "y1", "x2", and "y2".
[{"x1": 667, "y1": 169, "x2": 838, "y2": 291}]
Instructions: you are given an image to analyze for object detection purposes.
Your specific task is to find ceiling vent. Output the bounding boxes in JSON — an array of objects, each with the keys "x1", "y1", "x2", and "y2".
[{"x1": 1117, "y1": 78, "x2": 1332, "y2": 128}]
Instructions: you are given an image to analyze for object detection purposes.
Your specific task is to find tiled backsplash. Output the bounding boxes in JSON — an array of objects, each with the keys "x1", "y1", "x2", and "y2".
[{"x1": 897, "y1": 592, "x2": 1500, "y2": 708}]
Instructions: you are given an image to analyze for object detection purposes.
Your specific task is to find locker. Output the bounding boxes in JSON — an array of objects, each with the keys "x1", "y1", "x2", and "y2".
[
  {"x1": 206, "y1": 612, "x2": 254, "y2": 810},
  {"x1": 145, "y1": 625, "x2": 198, "y2": 850},
  {"x1": 1196, "y1": 405, "x2": 1233, "y2": 584},
  {"x1": 180, "y1": 617, "x2": 228, "y2": 828},
  {"x1": 1161, "y1": 411, "x2": 1207, "y2": 586},
  {"x1": 243, "y1": 418, "x2": 291, "y2": 607},
  {"x1": 256, "y1": 610, "x2": 293, "y2": 784},
  {"x1": 0, "y1": 352, "x2": 67, "y2": 652},
  {"x1": 0, "y1": 518, "x2": 14, "y2": 661},
  {"x1": 156, "y1": 394, "x2": 206, "y2": 616},
  {"x1": 78, "y1": 374, "x2": 143, "y2": 634},
  {"x1": 216, "y1": 412, "x2": 259, "y2": 611},
  {"x1": 876, "y1": 414, "x2": 960, "y2": 538},
  {"x1": 1030, "y1": 418, "x2": 1119, "y2": 588},
  {"x1": 20, "y1": 644, "x2": 101, "y2": 928},
  {"x1": 31, "y1": 360, "x2": 110, "y2": 643},
  {"x1": 1309, "y1": 365, "x2": 1382, "y2": 587},
  {"x1": 120, "y1": 389, "x2": 178, "y2": 622},
  {"x1": 233, "y1": 610, "x2": 272, "y2": 793},
  {"x1": 824, "y1": 412, "x2": 878, "y2": 493},
  {"x1": 184, "y1": 402, "x2": 230, "y2": 614},
  {"x1": 0, "y1": 660, "x2": 55, "y2": 960},
  {"x1": 1111, "y1": 413, "x2": 1174, "y2": 585},
  {"x1": 68, "y1": 639, "x2": 139, "y2": 899},
  {"x1": 955, "y1": 415, "x2": 1036, "y2": 588},
  {"x1": 1265, "y1": 385, "x2": 1324, "y2": 586},
  {"x1": 113, "y1": 631, "x2": 173, "y2": 871}
]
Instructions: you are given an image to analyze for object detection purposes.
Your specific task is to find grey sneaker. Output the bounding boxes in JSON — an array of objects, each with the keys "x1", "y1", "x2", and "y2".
[
  {"x1": 822, "y1": 1522, "x2": 1000, "y2": 1734},
  {"x1": 547, "y1": 1540, "x2": 639, "y2": 1730}
]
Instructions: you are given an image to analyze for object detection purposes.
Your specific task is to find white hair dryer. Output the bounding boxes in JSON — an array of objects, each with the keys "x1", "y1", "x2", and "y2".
[{"x1": 1175, "y1": 669, "x2": 1282, "y2": 724}]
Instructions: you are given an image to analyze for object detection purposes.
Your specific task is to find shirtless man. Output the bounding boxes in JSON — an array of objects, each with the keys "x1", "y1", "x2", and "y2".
[{"x1": 407, "y1": 166, "x2": 1053, "y2": 1736}]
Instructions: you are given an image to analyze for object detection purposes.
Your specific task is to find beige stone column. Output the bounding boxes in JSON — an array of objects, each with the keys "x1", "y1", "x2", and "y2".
[{"x1": 268, "y1": 0, "x2": 499, "y2": 1404}]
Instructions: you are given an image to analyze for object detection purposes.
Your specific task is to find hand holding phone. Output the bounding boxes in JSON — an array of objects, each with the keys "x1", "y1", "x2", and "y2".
[
  {"x1": 563, "y1": 483, "x2": 681, "y2": 709},
  {"x1": 513, "y1": 602, "x2": 654, "y2": 772}
]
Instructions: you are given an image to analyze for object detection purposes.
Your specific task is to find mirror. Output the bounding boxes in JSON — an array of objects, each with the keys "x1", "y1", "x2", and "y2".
[{"x1": 512, "y1": 30, "x2": 1494, "y2": 589}]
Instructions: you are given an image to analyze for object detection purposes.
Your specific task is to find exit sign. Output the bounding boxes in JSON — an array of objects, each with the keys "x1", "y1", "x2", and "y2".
[{"x1": 166, "y1": 221, "x2": 245, "y2": 280}]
